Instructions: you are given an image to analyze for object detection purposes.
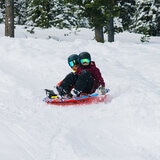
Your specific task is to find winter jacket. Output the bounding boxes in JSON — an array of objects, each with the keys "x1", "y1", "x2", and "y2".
[{"x1": 75, "y1": 61, "x2": 105, "y2": 91}]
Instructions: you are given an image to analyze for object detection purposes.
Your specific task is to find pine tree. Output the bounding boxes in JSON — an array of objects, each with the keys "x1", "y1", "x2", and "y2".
[
  {"x1": 25, "y1": 0, "x2": 82, "y2": 29},
  {"x1": 130, "y1": 0, "x2": 159, "y2": 38},
  {"x1": 0, "y1": 0, "x2": 5, "y2": 23},
  {"x1": 14, "y1": 0, "x2": 27, "y2": 25},
  {"x1": 117, "y1": 0, "x2": 136, "y2": 31},
  {"x1": 50, "y1": 0, "x2": 83, "y2": 29},
  {"x1": 26, "y1": 0, "x2": 52, "y2": 28},
  {"x1": 65, "y1": 0, "x2": 119, "y2": 42}
]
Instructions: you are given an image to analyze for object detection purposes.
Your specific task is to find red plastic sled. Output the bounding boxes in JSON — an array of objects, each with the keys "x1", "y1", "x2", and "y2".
[{"x1": 43, "y1": 93, "x2": 107, "y2": 106}]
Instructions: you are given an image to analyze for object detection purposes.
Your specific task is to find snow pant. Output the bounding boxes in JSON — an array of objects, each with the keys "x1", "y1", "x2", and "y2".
[{"x1": 60, "y1": 70, "x2": 95, "y2": 94}]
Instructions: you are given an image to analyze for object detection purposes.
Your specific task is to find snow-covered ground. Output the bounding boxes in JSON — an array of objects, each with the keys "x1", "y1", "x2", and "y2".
[{"x1": 0, "y1": 24, "x2": 160, "y2": 160}]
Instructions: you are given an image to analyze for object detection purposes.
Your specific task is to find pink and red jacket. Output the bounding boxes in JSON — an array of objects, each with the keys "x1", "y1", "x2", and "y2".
[{"x1": 76, "y1": 61, "x2": 105, "y2": 92}]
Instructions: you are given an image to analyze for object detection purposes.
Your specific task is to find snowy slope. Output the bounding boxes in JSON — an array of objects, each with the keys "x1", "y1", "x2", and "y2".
[{"x1": 0, "y1": 24, "x2": 160, "y2": 160}]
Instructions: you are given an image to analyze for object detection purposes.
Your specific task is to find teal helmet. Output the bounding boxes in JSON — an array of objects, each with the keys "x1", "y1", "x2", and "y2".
[{"x1": 68, "y1": 54, "x2": 79, "y2": 67}]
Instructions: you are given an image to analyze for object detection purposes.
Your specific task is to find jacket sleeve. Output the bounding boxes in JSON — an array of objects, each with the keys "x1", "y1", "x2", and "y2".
[
  {"x1": 76, "y1": 63, "x2": 105, "y2": 87},
  {"x1": 93, "y1": 67, "x2": 105, "y2": 87}
]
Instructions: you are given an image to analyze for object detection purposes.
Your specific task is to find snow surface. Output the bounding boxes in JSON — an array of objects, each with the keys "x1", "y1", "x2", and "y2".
[{"x1": 0, "y1": 24, "x2": 160, "y2": 160}]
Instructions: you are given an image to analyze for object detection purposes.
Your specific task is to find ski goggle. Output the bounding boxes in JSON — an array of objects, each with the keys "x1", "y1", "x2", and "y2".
[
  {"x1": 69, "y1": 60, "x2": 77, "y2": 67},
  {"x1": 80, "y1": 58, "x2": 90, "y2": 64}
]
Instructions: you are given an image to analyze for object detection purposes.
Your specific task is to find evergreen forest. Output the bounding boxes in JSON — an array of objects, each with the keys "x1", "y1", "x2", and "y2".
[{"x1": 0, "y1": 0, "x2": 160, "y2": 42}]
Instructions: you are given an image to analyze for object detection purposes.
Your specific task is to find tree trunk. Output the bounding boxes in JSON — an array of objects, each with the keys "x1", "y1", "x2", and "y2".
[
  {"x1": 108, "y1": 17, "x2": 114, "y2": 42},
  {"x1": 5, "y1": 0, "x2": 14, "y2": 37},
  {"x1": 95, "y1": 26, "x2": 104, "y2": 43}
]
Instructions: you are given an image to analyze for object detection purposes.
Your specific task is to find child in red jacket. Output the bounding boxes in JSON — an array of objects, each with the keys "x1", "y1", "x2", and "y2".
[{"x1": 57, "y1": 52, "x2": 106, "y2": 97}]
